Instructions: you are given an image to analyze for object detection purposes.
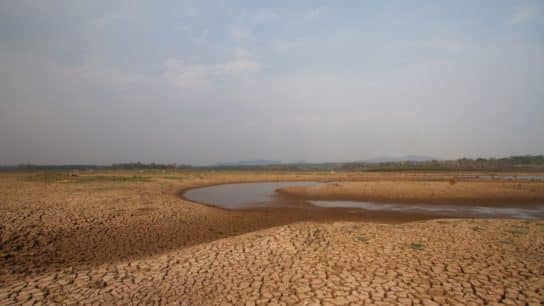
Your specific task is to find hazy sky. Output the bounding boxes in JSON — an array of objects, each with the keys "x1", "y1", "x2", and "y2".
[{"x1": 1, "y1": 1, "x2": 543, "y2": 165}]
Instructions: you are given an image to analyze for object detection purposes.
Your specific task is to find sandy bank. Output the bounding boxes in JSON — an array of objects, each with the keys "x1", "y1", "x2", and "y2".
[{"x1": 277, "y1": 180, "x2": 544, "y2": 206}]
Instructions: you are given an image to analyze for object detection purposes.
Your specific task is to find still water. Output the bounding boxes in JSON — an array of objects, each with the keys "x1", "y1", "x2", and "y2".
[
  {"x1": 309, "y1": 201, "x2": 544, "y2": 219},
  {"x1": 184, "y1": 181, "x2": 319, "y2": 209},
  {"x1": 183, "y1": 182, "x2": 544, "y2": 219}
]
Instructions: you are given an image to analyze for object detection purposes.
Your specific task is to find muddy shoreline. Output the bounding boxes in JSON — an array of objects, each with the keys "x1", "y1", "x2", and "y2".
[
  {"x1": 276, "y1": 180, "x2": 544, "y2": 206},
  {"x1": 180, "y1": 179, "x2": 544, "y2": 221}
]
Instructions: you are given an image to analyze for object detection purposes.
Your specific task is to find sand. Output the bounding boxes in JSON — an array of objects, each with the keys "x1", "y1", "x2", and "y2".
[
  {"x1": 277, "y1": 180, "x2": 544, "y2": 206},
  {"x1": 0, "y1": 170, "x2": 543, "y2": 305}
]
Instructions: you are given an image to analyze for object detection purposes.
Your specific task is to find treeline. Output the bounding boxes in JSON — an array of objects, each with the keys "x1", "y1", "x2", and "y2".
[
  {"x1": 338, "y1": 155, "x2": 544, "y2": 172},
  {"x1": 111, "y1": 162, "x2": 192, "y2": 170},
  {"x1": 0, "y1": 162, "x2": 192, "y2": 171},
  {"x1": 1, "y1": 155, "x2": 543, "y2": 172},
  {"x1": 201, "y1": 155, "x2": 544, "y2": 172}
]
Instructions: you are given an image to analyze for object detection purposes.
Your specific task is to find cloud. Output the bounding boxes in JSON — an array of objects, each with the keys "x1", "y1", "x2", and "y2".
[
  {"x1": 218, "y1": 57, "x2": 260, "y2": 75},
  {"x1": 228, "y1": 26, "x2": 251, "y2": 41},
  {"x1": 164, "y1": 54, "x2": 260, "y2": 90},
  {"x1": 303, "y1": 8, "x2": 323, "y2": 20},
  {"x1": 163, "y1": 59, "x2": 211, "y2": 90},
  {"x1": 233, "y1": 48, "x2": 253, "y2": 58},
  {"x1": 0, "y1": 51, "x2": 144, "y2": 103},
  {"x1": 183, "y1": 1, "x2": 198, "y2": 17},
  {"x1": 251, "y1": 10, "x2": 277, "y2": 24},
  {"x1": 510, "y1": 4, "x2": 543, "y2": 25},
  {"x1": 1, "y1": 1, "x2": 543, "y2": 164}
]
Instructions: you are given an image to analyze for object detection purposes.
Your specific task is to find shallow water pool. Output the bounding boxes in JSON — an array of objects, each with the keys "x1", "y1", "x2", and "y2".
[
  {"x1": 183, "y1": 181, "x2": 544, "y2": 219},
  {"x1": 183, "y1": 181, "x2": 319, "y2": 209},
  {"x1": 309, "y1": 200, "x2": 544, "y2": 219}
]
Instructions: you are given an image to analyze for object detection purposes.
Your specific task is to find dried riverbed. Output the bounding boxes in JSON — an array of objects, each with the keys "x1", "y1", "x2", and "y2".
[{"x1": 1, "y1": 171, "x2": 543, "y2": 305}]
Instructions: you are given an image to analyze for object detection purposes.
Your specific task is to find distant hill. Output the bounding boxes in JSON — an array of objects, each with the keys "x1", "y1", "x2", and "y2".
[
  {"x1": 364, "y1": 155, "x2": 438, "y2": 163},
  {"x1": 213, "y1": 160, "x2": 282, "y2": 167}
]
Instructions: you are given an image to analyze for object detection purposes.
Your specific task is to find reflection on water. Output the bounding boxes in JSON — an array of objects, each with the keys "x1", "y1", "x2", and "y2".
[
  {"x1": 184, "y1": 181, "x2": 544, "y2": 219},
  {"x1": 309, "y1": 201, "x2": 544, "y2": 219},
  {"x1": 184, "y1": 181, "x2": 319, "y2": 209}
]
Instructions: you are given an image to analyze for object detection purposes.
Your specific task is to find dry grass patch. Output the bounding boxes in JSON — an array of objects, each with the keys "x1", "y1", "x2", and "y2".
[
  {"x1": 409, "y1": 242, "x2": 425, "y2": 250},
  {"x1": 354, "y1": 235, "x2": 368, "y2": 242}
]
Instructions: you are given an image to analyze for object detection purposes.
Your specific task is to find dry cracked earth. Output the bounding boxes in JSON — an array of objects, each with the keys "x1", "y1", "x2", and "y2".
[{"x1": 1, "y1": 171, "x2": 544, "y2": 305}]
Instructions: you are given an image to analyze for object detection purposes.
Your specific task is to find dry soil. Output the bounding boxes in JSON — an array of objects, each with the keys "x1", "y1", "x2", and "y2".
[{"x1": 0, "y1": 170, "x2": 543, "y2": 305}]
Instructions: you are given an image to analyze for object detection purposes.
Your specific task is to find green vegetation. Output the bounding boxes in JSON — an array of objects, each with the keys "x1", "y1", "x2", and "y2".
[
  {"x1": 409, "y1": 243, "x2": 425, "y2": 250},
  {"x1": 340, "y1": 155, "x2": 544, "y2": 172},
  {"x1": 3, "y1": 155, "x2": 543, "y2": 172},
  {"x1": 23, "y1": 173, "x2": 150, "y2": 183},
  {"x1": 3, "y1": 162, "x2": 192, "y2": 172},
  {"x1": 204, "y1": 155, "x2": 544, "y2": 171},
  {"x1": 74, "y1": 176, "x2": 150, "y2": 183}
]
